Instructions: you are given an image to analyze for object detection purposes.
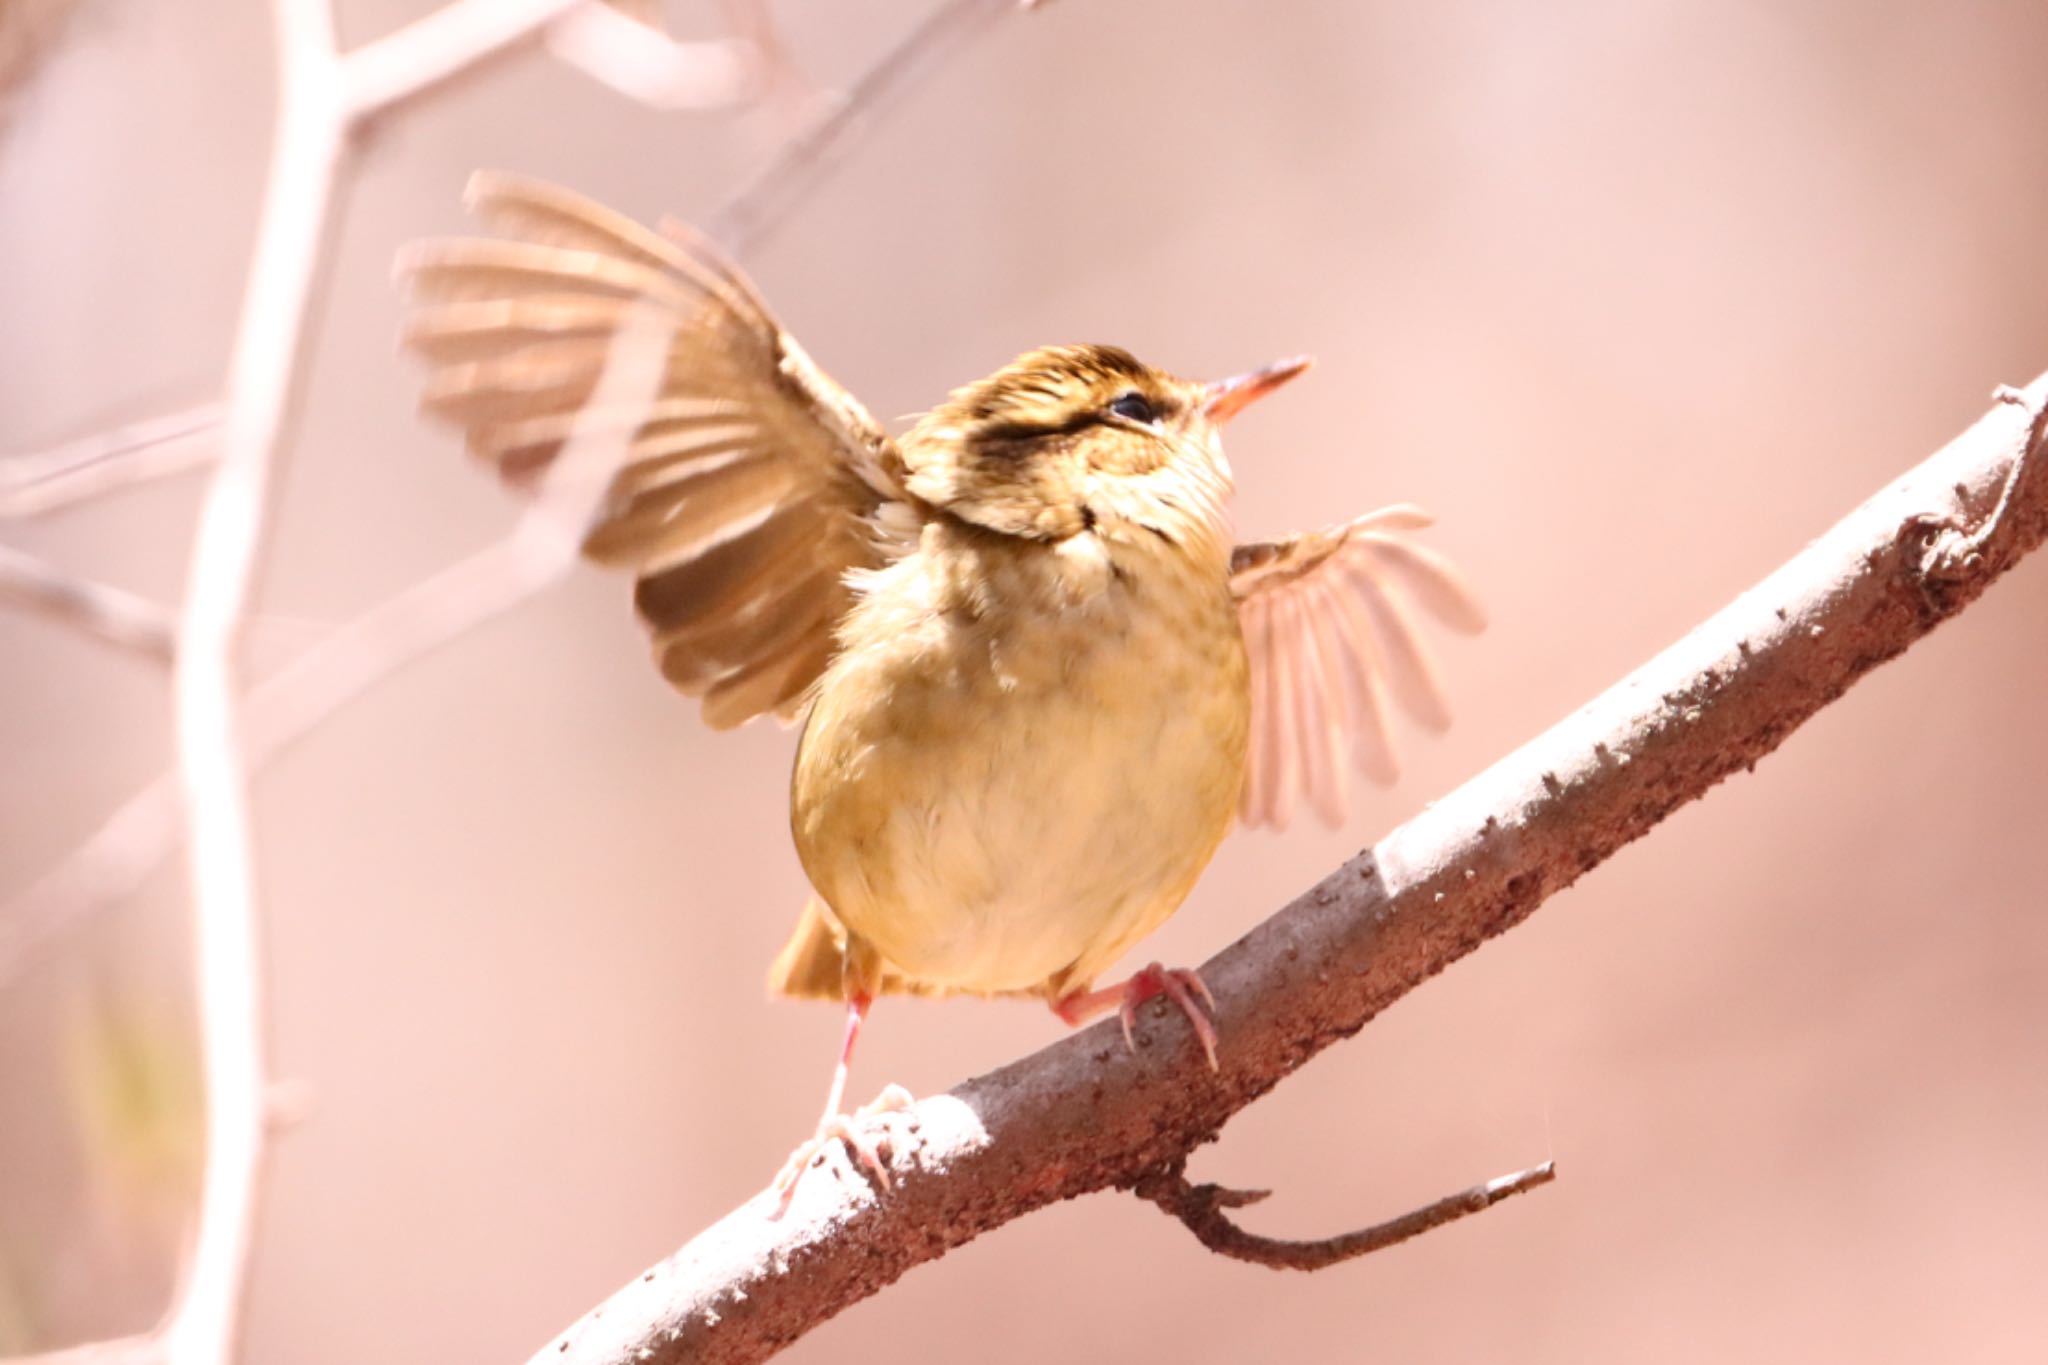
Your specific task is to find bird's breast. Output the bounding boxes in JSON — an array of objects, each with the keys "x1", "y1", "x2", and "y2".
[{"x1": 791, "y1": 535, "x2": 1250, "y2": 997}]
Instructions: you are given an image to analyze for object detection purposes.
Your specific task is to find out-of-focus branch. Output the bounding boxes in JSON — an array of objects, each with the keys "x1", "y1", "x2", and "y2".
[
  {"x1": 0, "y1": 522, "x2": 559, "y2": 987},
  {"x1": 0, "y1": 403, "x2": 221, "y2": 519},
  {"x1": 0, "y1": 0, "x2": 1051, "y2": 992},
  {"x1": 159, "y1": 0, "x2": 344, "y2": 1357},
  {"x1": 543, "y1": 2, "x2": 753, "y2": 110},
  {"x1": 709, "y1": 0, "x2": 1022, "y2": 256},
  {"x1": 0, "y1": 1334, "x2": 159, "y2": 1365},
  {"x1": 1134, "y1": 1157, "x2": 1556, "y2": 1271},
  {"x1": 0, "y1": 0, "x2": 76, "y2": 110},
  {"x1": 342, "y1": 0, "x2": 775, "y2": 121},
  {"x1": 531, "y1": 378, "x2": 2048, "y2": 1365},
  {"x1": 340, "y1": 0, "x2": 577, "y2": 119},
  {"x1": 0, "y1": 543, "x2": 176, "y2": 662}
]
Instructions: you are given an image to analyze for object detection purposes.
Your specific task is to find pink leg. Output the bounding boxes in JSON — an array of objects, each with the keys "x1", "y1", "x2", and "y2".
[
  {"x1": 816, "y1": 992, "x2": 868, "y2": 1132},
  {"x1": 770, "y1": 994, "x2": 912, "y2": 1216},
  {"x1": 1053, "y1": 962, "x2": 1219, "y2": 1070}
]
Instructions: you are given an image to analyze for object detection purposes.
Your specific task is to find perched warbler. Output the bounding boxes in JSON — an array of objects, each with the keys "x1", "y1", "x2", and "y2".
[{"x1": 397, "y1": 173, "x2": 1481, "y2": 1208}]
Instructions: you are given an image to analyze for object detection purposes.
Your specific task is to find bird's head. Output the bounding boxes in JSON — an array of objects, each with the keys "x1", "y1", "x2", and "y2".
[{"x1": 900, "y1": 344, "x2": 1309, "y2": 561}]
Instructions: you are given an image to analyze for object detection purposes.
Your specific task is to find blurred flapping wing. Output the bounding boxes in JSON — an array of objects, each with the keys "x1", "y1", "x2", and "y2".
[
  {"x1": 1231, "y1": 505, "x2": 1485, "y2": 830},
  {"x1": 396, "y1": 172, "x2": 909, "y2": 729}
]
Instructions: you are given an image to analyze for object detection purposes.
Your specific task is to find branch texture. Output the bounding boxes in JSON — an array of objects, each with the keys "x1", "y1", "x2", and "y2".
[{"x1": 536, "y1": 375, "x2": 2048, "y2": 1365}]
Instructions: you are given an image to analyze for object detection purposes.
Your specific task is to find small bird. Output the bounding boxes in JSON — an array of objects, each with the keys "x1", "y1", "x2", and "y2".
[{"x1": 396, "y1": 173, "x2": 1482, "y2": 1206}]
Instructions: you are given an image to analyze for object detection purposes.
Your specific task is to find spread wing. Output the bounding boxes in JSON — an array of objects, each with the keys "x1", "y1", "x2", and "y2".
[
  {"x1": 1232, "y1": 505, "x2": 1485, "y2": 830},
  {"x1": 396, "y1": 171, "x2": 910, "y2": 730}
]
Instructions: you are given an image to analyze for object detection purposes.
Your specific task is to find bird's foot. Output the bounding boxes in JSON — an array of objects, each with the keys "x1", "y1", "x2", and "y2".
[
  {"x1": 1053, "y1": 962, "x2": 1219, "y2": 1070},
  {"x1": 770, "y1": 1082, "x2": 915, "y2": 1218}
]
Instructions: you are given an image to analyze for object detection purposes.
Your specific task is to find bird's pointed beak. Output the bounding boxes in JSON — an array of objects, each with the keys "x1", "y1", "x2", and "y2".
[{"x1": 1202, "y1": 355, "x2": 1312, "y2": 424}]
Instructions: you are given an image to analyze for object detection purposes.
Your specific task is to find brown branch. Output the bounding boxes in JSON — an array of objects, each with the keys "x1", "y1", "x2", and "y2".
[
  {"x1": 0, "y1": 0, "x2": 76, "y2": 111},
  {"x1": 531, "y1": 374, "x2": 2048, "y2": 1365},
  {"x1": 1133, "y1": 1157, "x2": 1556, "y2": 1271},
  {"x1": 0, "y1": 543, "x2": 176, "y2": 662}
]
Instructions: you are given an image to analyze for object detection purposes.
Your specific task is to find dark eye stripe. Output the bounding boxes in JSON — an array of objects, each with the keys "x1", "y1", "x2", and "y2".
[{"x1": 1109, "y1": 391, "x2": 1157, "y2": 424}]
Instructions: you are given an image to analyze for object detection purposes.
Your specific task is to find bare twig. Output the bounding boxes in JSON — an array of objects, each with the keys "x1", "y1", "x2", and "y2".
[
  {"x1": 0, "y1": 1334, "x2": 160, "y2": 1365},
  {"x1": 0, "y1": 0, "x2": 1049, "y2": 991},
  {"x1": 1133, "y1": 1157, "x2": 1556, "y2": 1271},
  {"x1": 343, "y1": 0, "x2": 769, "y2": 122},
  {"x1": 544, "y1": 2, "x2": 753, "y2": 110},
  {"x1": 0, "y1": 403, "x2": 222, "y2": 519},
  {"x1": 531, "y1": 375, "x2": 2048, "y2": 1365},
  {"x1": 344, "y1": 0, "x2": 566, "y2": 120},
  {"x1": 0, "y1": 0, "x2": 76, "y2": 111},
  {"x1": 0, "y1": 543, "x2": 176, "y2": 662},
  {"x1": 709, "y1": 0, "x2": 1021, "y2": 256},
  {"x1": 158, "y1": 2, "x2": 345, "y2": 1358}
]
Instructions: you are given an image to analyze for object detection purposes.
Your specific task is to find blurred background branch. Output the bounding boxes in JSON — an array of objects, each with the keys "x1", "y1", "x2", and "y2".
[
  {"x1": 0, "y1": 0, "x2": 76, "y2": 118},
  {"x1": 0, "y1": 546, "x2": 175, "y2": 664},
  {"x1": 0, "y1": 404, "x2": 222, "y2": 520}
]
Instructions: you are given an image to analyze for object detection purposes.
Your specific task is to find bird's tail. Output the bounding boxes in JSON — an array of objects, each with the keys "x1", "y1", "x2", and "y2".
[
  {"x1": 768, "y1": 897, "x2": 957, "y2": 1000},
  {"x1": 766, "y1": 897, "x2": 852, "y2": 1000}
]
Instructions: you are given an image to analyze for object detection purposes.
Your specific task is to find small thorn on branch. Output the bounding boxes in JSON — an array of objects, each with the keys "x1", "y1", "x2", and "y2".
[
  {"x1": 1915, "y1": 392, "x2": 2048, "y2": 595},
  {"x1": 1134, "y1": 1156, "x2": 1556, "y2": 1271}
]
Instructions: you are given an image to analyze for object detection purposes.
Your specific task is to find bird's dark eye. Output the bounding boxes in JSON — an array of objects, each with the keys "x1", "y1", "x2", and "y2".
[{"x1": 1108, "y1": 391, "x2": 1157, "y2": 424}]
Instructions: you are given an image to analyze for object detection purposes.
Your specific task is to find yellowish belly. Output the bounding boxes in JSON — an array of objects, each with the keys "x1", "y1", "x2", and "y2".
[{"x1": 791, "y1": 571, "x2": 1248, "y2": 998}]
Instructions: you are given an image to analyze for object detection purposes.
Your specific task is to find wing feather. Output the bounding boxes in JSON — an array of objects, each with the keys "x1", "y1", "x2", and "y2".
[
  {"x1": 397, "y1": 171, "x2": 912, "y2": 729},
  {"x1": 1256, "y1": 593, "x2": 1299, "y2": 831},
  {"x1": 1232, "y1": 507, "x2": 1483, "y2": 830}
]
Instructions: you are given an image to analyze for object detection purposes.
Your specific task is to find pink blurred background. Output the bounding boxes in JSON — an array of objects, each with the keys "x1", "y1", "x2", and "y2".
[{"x1": 4, "y1": 1, "x2": 2048, "y2": 1360}]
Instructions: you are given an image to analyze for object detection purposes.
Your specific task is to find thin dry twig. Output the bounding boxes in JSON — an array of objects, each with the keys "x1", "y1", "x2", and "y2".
[
  {"x1": 0, "y1": 1334, "x2": 160, "y2": 1365},
  {"x1": 0, "y1": 403, "x2": 223, "y2": 519},
  {"x1": 1133, "y1": 1157, "x2": 1556, "y2": 1271},
  {"x1": 710, "y1": 0, "x2": 1021, "y2": 256},
  {"x1": 0, "y1": 543, "x2": 176, "y2": 663},
  {"x1": 544, "y1": 2, "x2": 754, "y2": 110},
  {"x1": 158, "y1": 4, "x2": 347, "y2": 1361},
  {"x1": 530, "y1": 375, "x2": 2048, "y2": 1365}
]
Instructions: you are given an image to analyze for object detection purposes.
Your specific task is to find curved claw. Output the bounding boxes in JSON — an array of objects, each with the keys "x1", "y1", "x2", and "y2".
[
  {"x1": 770, "y1": 1084, "x2": 916, "y2": 1217},
  {"x1": 1055, "y1": 962, "x2": 1220, "y2": 1071}
]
